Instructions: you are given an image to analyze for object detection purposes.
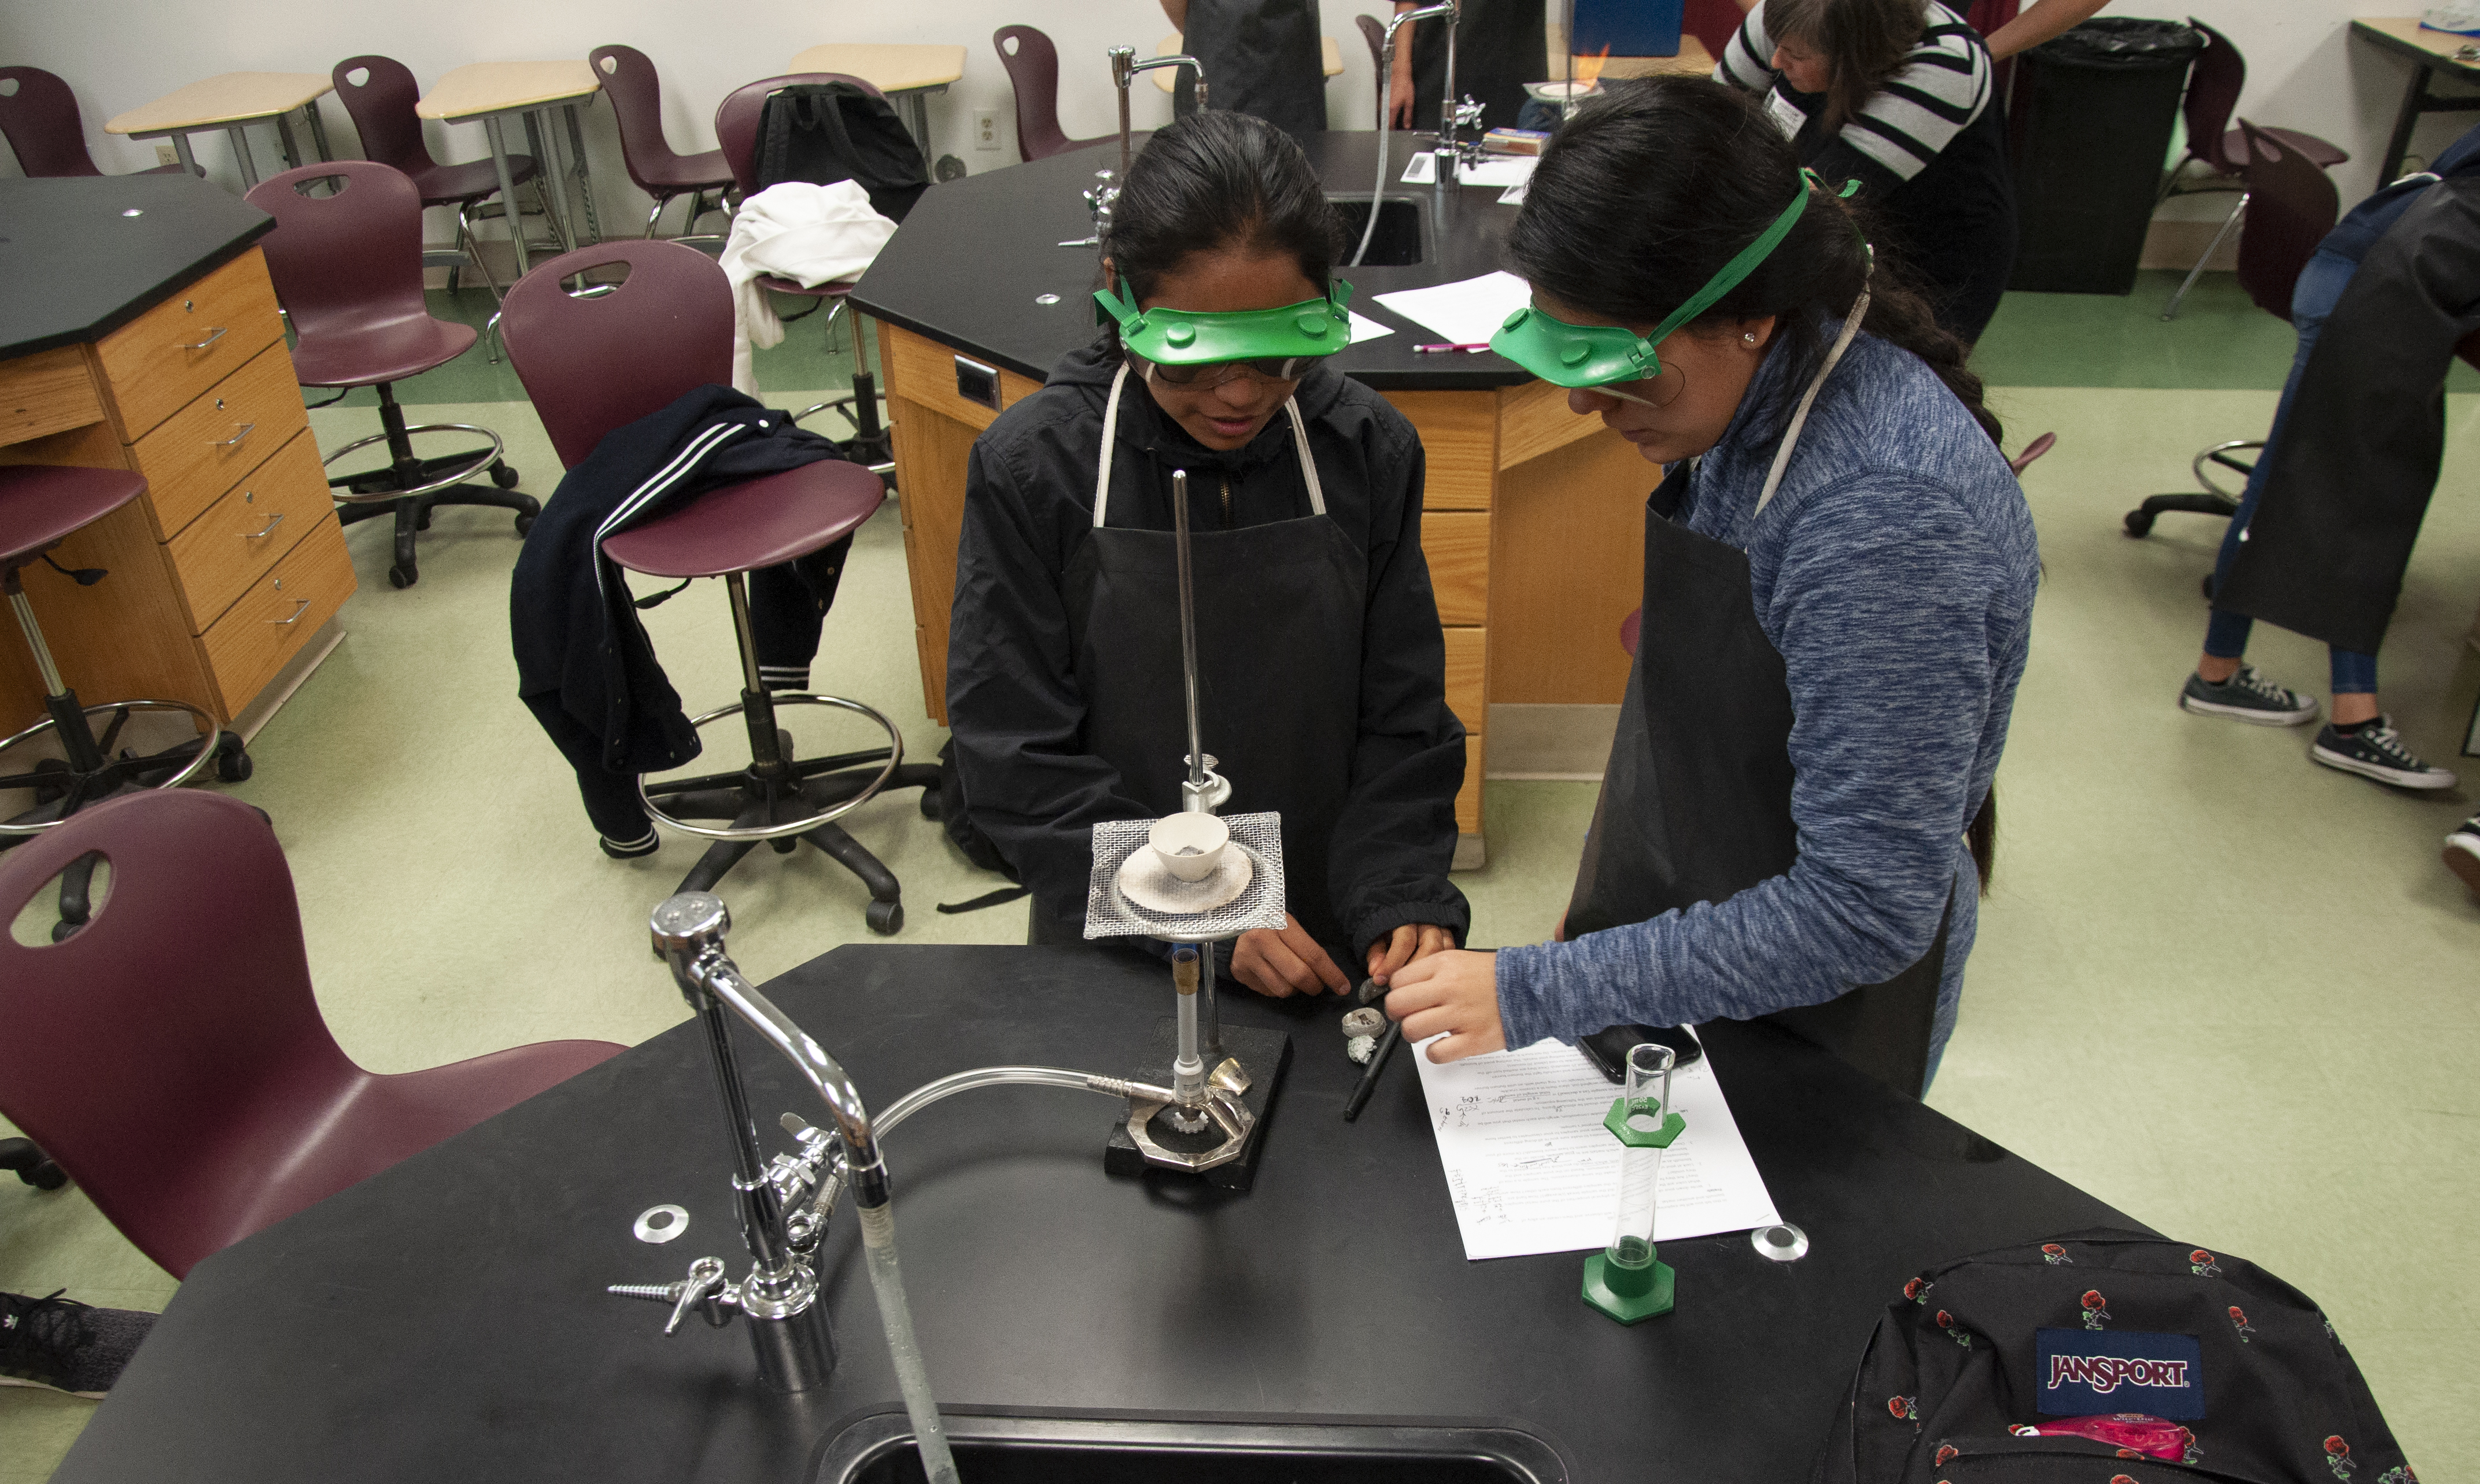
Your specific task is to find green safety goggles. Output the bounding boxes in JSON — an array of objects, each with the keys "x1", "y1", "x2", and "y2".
[
  {"x1": 1095, "y1": 278, "x2": 1356, "y2": 374},
  {"x1": 1491, "y1": 170, "x2": 1857, "y2": 389}
]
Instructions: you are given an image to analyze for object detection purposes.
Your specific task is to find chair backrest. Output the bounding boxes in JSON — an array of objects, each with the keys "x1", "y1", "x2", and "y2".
[
  {"x1": 1681, "y1": 0, "x2": 1750, "y2": 58},
  {"x1": 499, "y1": 239, "x2": 735, "y2": 467},
  {"x1": 330, "y1": 54, "x2": 437, "y2": 175},
  {"x1": 0, "y1": 66, "x2": 103, "y2": 176},
  {"x1": 243, "y1": 161, "x2": 430, "y2": 344},
  {"x1": 2179, "y1": 18, "x2": 2245, "y2": 173},
  {"x1": 1354, "y1": 14, "x2": 1387, "y2": 126},
  {"x1": 2234, "y1": 119, "x2": 2339, "y2": 322},
  {"x1": 589, "y1": 43, "x2": 689, "y2": 191},
  {"x1": 0, "y1": 792, "x2": 362, "y2": 1278},
  {"x1": 713, "y1": 71, "x2": 884, "y2": 197},
  {"x1": 994, "y1": 24, "x2": 1072, "y2": 162}
]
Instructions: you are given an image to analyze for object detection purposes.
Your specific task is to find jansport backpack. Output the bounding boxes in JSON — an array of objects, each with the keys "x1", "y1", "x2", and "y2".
[
  {"x1": 752, "y1": 82, "x2": 929, "y2": 224},
  {"x1": 1816, "y1": 1230, "x2": 2416, "y2": 1484}
]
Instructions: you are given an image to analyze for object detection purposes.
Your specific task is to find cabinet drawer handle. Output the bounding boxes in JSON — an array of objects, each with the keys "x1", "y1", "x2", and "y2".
[
  {"x1": 177, "y1": 326, "x2": 228, "y2": 352},
  {"x1": 266, "y1": 599, "x2": 311, "y2": 626},
  {"x1": 211, "y1": 422, "x2": 257, "y2": 449},
  {"x1": 242, "y1": 512, "x2": 286, "y2": 541}
]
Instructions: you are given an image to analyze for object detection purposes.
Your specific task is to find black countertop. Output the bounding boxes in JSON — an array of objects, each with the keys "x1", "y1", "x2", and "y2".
[
  {"x1": 53, "y1": 945, "x2": 2134, "y2": 1483},
  {"x1": 0, "y1": 175, "x2": 274, "y2": 360},
  {"x1": 851, "y1": 134, "x2": 1540, "y2": 392}
]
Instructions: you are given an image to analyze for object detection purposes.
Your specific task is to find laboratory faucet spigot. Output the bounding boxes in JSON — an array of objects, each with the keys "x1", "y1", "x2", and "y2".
[{"x1": 1110, "y1": 44, "x2": 1208, "y2": 184}]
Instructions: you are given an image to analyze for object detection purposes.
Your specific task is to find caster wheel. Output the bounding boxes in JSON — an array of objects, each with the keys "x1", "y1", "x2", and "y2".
[
  {"x1": 515, "y1": 513, "x2": 535, "y2": 536},
  {"x1": 917, "y1": 788, "x2": 942, "y2": 821},
  {"x1": 216, "y1": 740, "x2": 253, "y2": 784},
  {"x1": 416, "y1": 509, "x2": 434, "y2": 531},
  {"x1": 30, "y1": 756, "x2": 71, "y2": 806},
  {"x1": 388, "y1": 564, "x2": 416, "y2": 588},
  {"x1": 2122, "y1": 510, "x2": 2155, "y2": 537},
  {"x1": 865, "y1": 899, "x2": 903, "y2": 936},
  {"x1": 25, "y1": 1161, "x2": 66, "y2": 1192},
  {"x1": 770, "y1": 836, "x2": 798, "y2": 855},
  {"x1": 493, "y1": 463, "x2": 522, "y2": 489},
  {"x1": 2199, "y1": 573, "x2": 2216, "y2": 600}
]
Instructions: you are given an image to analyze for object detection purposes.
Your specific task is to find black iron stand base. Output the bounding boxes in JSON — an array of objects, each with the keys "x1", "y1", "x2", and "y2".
[{"x1": 1103, "y1": 1018, "x2": 1291, "y2": 1193}]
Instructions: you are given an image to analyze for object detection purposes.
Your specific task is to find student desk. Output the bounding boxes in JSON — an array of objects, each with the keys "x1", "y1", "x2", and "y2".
[
  {"x1": 0, "y1": 175, "x2": 354, "y2": 746},
  {"x1": 787, "y1": 44, "x2": 969, "y2": 158},
  {"x1": 852, "y1": 133, "x2": 1661, "y2": 868},
  {"x1": 49, "y1": 944, "x2": 2135, "y2": 1483},
  {"x1": 102, "y1": 72, "x2": 334, "y2": 187},
  {"x1": 2352, "y1": 19, "x2": 2480, "y2": 184},
  {"x1": 416, "y1": 60, "x2": 606, "y2": 274}
]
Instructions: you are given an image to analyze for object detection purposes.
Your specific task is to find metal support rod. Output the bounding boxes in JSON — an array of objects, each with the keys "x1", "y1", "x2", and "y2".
[
  {"x1": 725, "y1": 571, "x2": 765, "y2": 695},
  {"x1": 1171, "y1": 469, "x2": 1205, "y2": 795},
  {"x1": 691, "y1": 989, "x2": 794, "y2": 1276},
  {"x1": 1438, "y1": 0, "x2": 1461, "y2": 183},
  {"x1": 6, "y1": 584, "x2": 68, "y2": 698}
]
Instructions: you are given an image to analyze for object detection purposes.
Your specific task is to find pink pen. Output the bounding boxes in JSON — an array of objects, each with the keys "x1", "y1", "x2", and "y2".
[{"x1": 1415, "y1": 342, "x2": 1492, "y2": 353}]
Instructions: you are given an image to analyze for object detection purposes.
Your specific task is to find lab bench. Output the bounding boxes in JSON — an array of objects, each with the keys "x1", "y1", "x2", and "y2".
[
  {"x1": 852, "y1": 134, "x2": 1658, "y2": 870},
  {"x1": 0, "y1": 174, "x2": 353, "y2": 741},
  {"x1": 51, "y1": 944, "x2": 2134, "y2": 1483}
]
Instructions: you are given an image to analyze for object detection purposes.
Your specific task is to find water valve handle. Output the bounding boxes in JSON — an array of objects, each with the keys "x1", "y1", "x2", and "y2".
[{"x1": 607, "y1": 1254, "x2": 729, "y2": 1335}]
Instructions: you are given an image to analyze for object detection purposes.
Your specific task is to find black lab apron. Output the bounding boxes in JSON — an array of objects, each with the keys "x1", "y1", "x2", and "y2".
[
  {"x1": 1563, "y1": 302, "x2": 1953, "y2": 1096},
  {"x1": 1175, "y1": 0, "x2": 1327, "y2": 142},
  {"x1": 1027, "y1": 364, "x2": 1364, "y2": 960}
]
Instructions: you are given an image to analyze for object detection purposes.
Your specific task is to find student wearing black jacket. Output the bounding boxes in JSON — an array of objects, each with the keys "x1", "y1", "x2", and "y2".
[{"x1": 946, "y1": 112, "x2": 1468, "y2": 999}]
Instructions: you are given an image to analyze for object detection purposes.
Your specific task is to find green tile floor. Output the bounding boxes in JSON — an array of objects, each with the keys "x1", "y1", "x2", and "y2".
[{"x1": 3, "y1": 272, "x2": 2477, "y2": 1479}]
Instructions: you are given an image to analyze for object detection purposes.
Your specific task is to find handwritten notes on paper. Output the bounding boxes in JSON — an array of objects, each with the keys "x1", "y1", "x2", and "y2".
[{"x1": 1411, "y1": 1036, "x2": 1782, "y2": 1261}]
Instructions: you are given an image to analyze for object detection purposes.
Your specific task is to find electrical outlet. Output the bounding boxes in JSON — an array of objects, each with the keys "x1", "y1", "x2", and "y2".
[
  {"x1": 154, "y1": 143, "x2": 178, "y2": 167},
  {"x1": 974, "y1": 110, "x2": 1001, "y2": 152}
]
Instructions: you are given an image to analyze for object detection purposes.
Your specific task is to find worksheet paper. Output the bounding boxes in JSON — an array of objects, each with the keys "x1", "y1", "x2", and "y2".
[
  {"x1": 1371, "y1": 271, "x2": 1535, "y2": 350},
  {"x1": 1398, "y1": 153, "x2": 1539, "y2": 189},
  {"x1": 1411, "y1": 1036, "x2": 1783, "y2": 1261},
  {"x1": 1345, "y1": 310, "x2": 1397, "y2": 344}
]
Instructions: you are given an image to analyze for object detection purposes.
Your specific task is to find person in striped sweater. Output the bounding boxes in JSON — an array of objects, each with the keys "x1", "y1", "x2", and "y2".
[{"x1": 1717, "y1": 0, "x2": 2018, "y2": 343}]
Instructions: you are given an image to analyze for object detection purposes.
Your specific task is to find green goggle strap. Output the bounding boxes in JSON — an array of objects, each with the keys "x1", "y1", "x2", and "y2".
[
  {"x1": 1627, "y1": 169, "x2": 1859, "y2": 372},
  {"x1": 1093, "y1": 278, "x2": 1355, "y2": 343}
]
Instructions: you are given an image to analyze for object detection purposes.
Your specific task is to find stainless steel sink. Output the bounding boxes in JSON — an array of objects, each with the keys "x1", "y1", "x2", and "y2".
[
  {"x1": 813, "y1": 1411, "x2": 1569, "y2": 1483},
  {"x1": 1327, "y1": 196, "x2": 1429, "y2": 267}
]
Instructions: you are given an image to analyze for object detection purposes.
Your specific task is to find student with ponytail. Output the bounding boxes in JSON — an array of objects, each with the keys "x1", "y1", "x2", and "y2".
[{"x1": 1382, "y1": 77, "x2": 2038, "y2": 1093}]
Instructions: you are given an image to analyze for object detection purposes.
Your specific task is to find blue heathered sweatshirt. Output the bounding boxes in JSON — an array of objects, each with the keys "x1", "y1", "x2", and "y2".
[{"x1": 1494, "y1": 329, "x2": 2039, "y2": 1085}]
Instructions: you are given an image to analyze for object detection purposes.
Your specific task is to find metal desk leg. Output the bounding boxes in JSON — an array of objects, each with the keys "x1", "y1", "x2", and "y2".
[
  {"x1": 905, "y1": 92, "x2": 931, "y2": 153},
  {"x1": 172, "y1": 134, "x2": 198, "y2": 177},
  {"x1": 522, "y1": 110, "x2": 575, "y2": 252},
  {"x1": 2382, "y1": 67, "x2": 2429, "y2": 184},
  {"x1": 303, "y1": 101, "x2": 333, "y2": 162},
  {"x1": 224, "y1": 124, "x2": 259, "y2": 188},
  {"x1": 563, "y1": 101, "x2": 603, "y2": 244},
  {"x1": 275, "y1": 112, "x2": 303, "y2": 171},
  {"x1": 484, "y1": 115, "x2": 532, "y2": 275}
]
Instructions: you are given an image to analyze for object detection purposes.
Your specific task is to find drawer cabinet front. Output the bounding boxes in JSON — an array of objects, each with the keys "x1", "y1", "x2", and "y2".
[
  {"x1": 94, "y1": 249, "x2": 287, "y2": 440},
  {"x1": 0, "y1": 346, "x2": 106, "y2": 446},
  {"x1": 201, "y1": 511, "x2": 353, "y2": 716},
  {"x1": 1422, "y1": 511, "x2": 1490, "y2": 627},
  {"x1": 164, "y1": 430, "x2": 327, "y2": 633},
  {"x1": 131, "y1": 340, "x2": 312, "y2": 539},
  {"x1": 881, "y1": 322, "x2": 1040, "y2": 433}
]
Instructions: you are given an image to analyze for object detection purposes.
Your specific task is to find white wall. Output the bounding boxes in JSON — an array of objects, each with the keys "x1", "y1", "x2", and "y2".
[{"x1": 1, "y1": 2, "x2": 2471, "y2": 238}]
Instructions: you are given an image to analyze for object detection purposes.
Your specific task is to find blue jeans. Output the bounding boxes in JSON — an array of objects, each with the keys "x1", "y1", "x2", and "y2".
[{"x1": 2201, "y1": 248, "x2": 2380, "y2": 694}]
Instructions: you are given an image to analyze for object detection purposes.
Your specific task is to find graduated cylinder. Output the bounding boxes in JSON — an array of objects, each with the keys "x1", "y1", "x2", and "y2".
[{"x1": 1582, "y1": 1041, "x2": 1684, "y2": 1324}]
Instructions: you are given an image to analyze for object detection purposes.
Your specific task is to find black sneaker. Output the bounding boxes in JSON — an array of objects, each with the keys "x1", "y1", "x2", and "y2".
[
  {"x1": 2179, "y1": 666, "x2": 2319, "y2": 725},
  {"x1": 0, "y1": 1291, "x2": 154, "y2": 1398},
  {"x1": 2447, "y1": 816, "x2": 2480, "y2": 902},
  {"x1": 2310, "y1": 717, "x2": 2459, "y2": 789}
]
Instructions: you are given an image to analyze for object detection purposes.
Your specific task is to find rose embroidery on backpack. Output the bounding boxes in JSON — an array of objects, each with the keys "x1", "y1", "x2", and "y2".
[
  {"x1": 1905, "y1": 1277, "x2": 1933, "y2": 1305},
  {"x1": 1933, "y1": 1310, "x2": 1972, "y2": 1348},
  {"x1": 1934, "y1": 1444, "x2": 1958, "y2": 1466},
  {"x1": 2040, "y1": 1243, "x2": 2071, "y2": 1265},
  {"x1": 2189, "y1": 1248, "x2": 2221, "y2": 1277},
  {"x1": 2080, "y1": 1289, "x2": 2110, "y2": 1329},
  {"x1": 1888, "y1": 1394, "x2": 1918, "y2": 1422},
  {"x1": 2325, "y1": 1436, "x2": 2356, "y2": 1481},
  {"x1": 2229, "y1": 1304, "x2": 2256, "y2": 1342},
  {"x1": 2375, "y1": 1466, "x2": 2418, "y2": 1483}
]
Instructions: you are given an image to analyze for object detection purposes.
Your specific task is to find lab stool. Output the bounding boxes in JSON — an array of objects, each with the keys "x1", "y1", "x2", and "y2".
[
  {"x1": 0, "y1": 466, "x2": 249, "y2": 939},
  {"x1": 600, "y1": 464, "x2": 939, "y2": 933}
]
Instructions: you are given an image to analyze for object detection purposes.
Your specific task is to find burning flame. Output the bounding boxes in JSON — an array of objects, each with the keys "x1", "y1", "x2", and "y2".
[{"x1": 1574, "y1": 45, "x2": 1611, "y2": 87}]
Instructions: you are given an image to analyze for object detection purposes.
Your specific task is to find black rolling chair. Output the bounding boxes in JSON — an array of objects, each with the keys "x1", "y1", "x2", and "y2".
[{"x1": 2124, "y1": 120, "x2": 2339, "y2": 544}]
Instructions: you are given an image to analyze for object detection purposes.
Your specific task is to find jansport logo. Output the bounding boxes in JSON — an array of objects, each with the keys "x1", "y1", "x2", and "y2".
[{"x1": 2046, "y1": 1353, "x2": 2193, "y2": 1393}]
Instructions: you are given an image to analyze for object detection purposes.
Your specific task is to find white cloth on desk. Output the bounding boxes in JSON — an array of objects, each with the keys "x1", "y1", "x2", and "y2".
[{"x1": 718, "y1": 182, "x2": 896, "y2": 396}]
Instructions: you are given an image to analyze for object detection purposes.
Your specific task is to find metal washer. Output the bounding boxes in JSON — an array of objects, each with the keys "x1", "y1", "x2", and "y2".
[
  {"x1": 1751, "y1": 1222, "x2": 1809, "y2": 1262},
  {"x1": 633, "y1": 1204, "x2": 691, "y2": 1244}
]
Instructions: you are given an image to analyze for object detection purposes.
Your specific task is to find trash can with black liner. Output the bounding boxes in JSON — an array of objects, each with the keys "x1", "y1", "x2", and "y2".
[{"x1": 2007, "y1": 17, "x2": 2205, "y2": 294}]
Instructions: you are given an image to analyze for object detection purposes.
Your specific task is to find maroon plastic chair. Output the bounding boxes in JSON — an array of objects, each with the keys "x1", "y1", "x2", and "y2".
[
  {"x1": 994, "y1": 25, "x2": 1114, "y2": 162},
  {"x1": 713, "y1": 72, "x2": 897, "y2": 470},
  {"x1": 330, "y1": 55, "x2": 552, "y2": 300},
  {"x1": 2125, "y1": 119, "x2": 2339, "y2": 540},
  {"x1": 498, "y1": 241, "x2": 938, "y2": 928},
  {"x1": 2158, "y1": 19, "x2": 2348, "y2": 320},
  {"x1": 0, "y1": 66, "x2": 191, "y2": 178},
  {"x1": 245, "y1": 161, "x2": 537, "y2": 588},
  {"x1": 589, "y1": 45, "x2": 735, "y2": 240},
  {"x1": 0, "y1": 790, "x2": 626, "y2": 1278},
  {"x1": 0, "y1": 468, "x2": 245, "y2": 931}
]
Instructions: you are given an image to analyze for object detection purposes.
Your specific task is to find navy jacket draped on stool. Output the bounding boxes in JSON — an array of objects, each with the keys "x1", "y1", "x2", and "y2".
[{"x1": 510, "y1": 385, "x2": 851, "y2": 840}]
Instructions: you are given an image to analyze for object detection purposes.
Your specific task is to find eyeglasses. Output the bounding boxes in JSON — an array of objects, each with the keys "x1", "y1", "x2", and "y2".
[{"x1": 1131, "y1": 352, "x2": 1308, "y2": 389}]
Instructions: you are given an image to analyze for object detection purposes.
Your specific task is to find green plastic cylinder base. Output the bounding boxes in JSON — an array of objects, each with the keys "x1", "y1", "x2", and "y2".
[{"x1": 1582, "y1": 1250, "x2": 1676, "y2": 1324}]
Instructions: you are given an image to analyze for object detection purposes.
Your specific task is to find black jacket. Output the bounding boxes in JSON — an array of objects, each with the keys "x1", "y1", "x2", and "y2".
[
  {"x1": 946, "y1": 339, "x2": 1469, "y2": 958},
  {"x1": 510, "y1": 385, "x2": 848, "y2": 839}
]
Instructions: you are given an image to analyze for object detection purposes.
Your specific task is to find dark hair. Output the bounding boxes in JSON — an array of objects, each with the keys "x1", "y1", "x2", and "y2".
[
  {"x1": 1509, "y1": 76, "x2": 2002, "y2": 887},
  {"x1": 1101, "y1": 110, "x2": 1343, "y2": 306},
  {"x1": 1766, "y1": 0, "x2": 1925, "y2": 134}
]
